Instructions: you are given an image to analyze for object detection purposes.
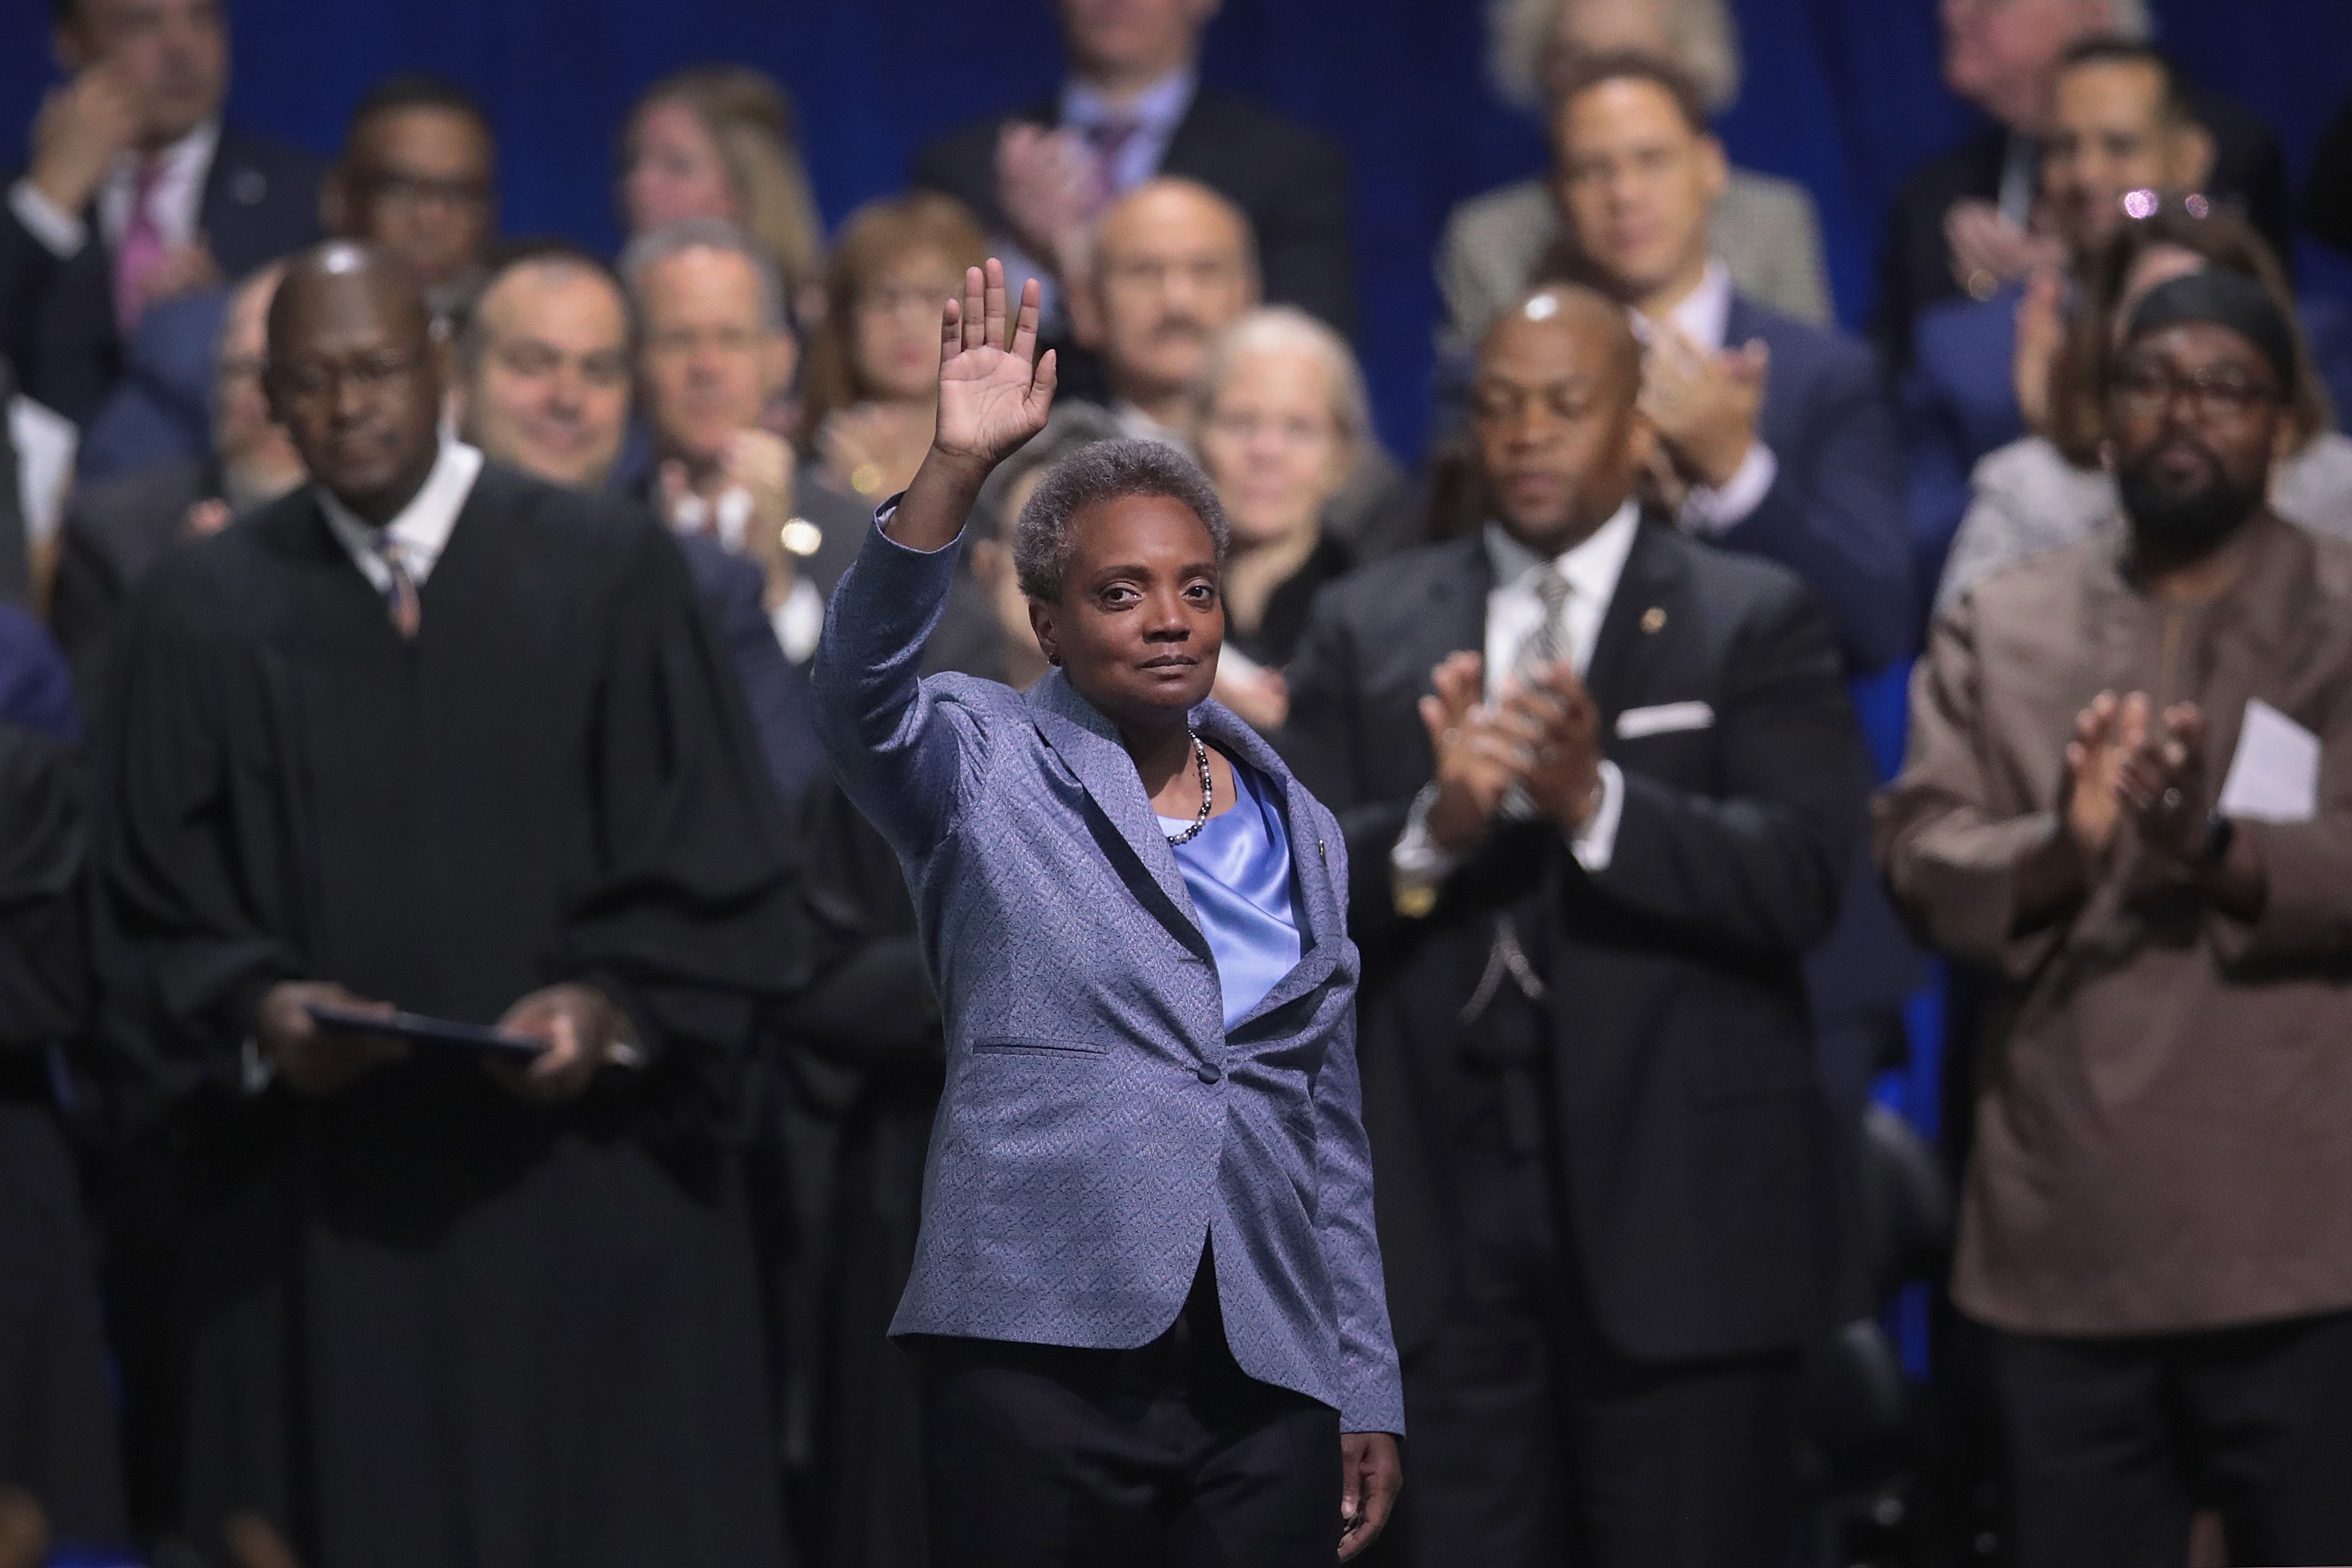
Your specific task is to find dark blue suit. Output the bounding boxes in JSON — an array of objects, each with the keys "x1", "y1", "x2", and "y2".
[
  {"x1": 1, "y1": 126, "x2": 321, "y2": 425},
  {"x1": 1715, "y1": 294, "x2": 1914, "y2": 675}
]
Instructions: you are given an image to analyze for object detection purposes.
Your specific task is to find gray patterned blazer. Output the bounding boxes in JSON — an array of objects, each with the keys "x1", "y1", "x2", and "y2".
[{"x1": 811, "y1": 518, "x2": 1405, "y2": 1435}]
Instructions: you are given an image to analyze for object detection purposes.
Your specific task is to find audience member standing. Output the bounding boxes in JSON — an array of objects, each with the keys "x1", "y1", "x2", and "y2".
[
  {"x1": 90, "y1": 242, "x2": 800, "y2": 1568},
  {"x1": 2, "y1": 0, "x2": 321, "y2": 426},
  {"x1": 912, "y1": 0, "x2": 1353, "y2": 393},
  {"x1": 1551, "y1": 53, "x2": 1911, "y2": 672},
  {"x1": 49, "y1": 261, "x2": 301, "y2": 714},
  {"x1": 1905, "y1": 39, "x2": 2223, "y2": 591},
  {"x1": 1875, "y1": 0, "x2": 2285, "y2": 362},
  {"x1": 800, "y1": 193, "x2": 989, "y2": 506},
  {"x1": 620, "y1": 67, "x2": 826, "y2": 330},
  {"x1": 1440, "y1": 0, "x2": 1831, "y2": 358},
  {"x1": 1878, "y1": 270, "x2": 2352, "y2": 1568},
  {"x1": 622, "y1": 220, "x2": 872, "y2": 665},
  {"x1": 1939, "y1": 209, "x2": 2352, "y2": 615},
  {"x1": 325, "y1": 76, "x2": 499, "y2": 321},
  {"x1": 453, "y1": 244, "x2": 824, "y2": 804},
  {"x1": 1284, "y1": 283, "x2": 1861, "y2": 1567},
  {"x1": 1082, "y1": 178, "x2": 1259, "y2": 452},
  {"x1": 1192, "y1": 307, "x2": 1370, "y2": 731}
]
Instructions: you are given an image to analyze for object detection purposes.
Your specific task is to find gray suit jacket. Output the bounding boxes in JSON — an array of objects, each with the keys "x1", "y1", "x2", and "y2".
[
  {"x1": 811, "y1": 517, "x2": 1403, "y2": 1435},
  {"x1": 1436, "y1": 168, "x2": 1832, "y2": 352}
]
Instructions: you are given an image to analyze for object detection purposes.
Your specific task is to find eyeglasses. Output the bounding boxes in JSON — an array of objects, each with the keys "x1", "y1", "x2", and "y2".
[
  {"x1": 354, "y1": 170, "x2": 493, "y2": 212},
  {"x1": 856, "y1": 282, "x2": 957, "y2": 321},
  {"x1": 2107, "y1": 361, "x2": 2279, "y2": 420},
  {"x1": 273, "y1": 350, "x2": 426, "y2": 405},
  {"x1": 1205, "y1": 409, "x2": 1340, "y2": 448},
  {"x1": 2119, "y1": 189, "x2": 2212, "y2": 223}
]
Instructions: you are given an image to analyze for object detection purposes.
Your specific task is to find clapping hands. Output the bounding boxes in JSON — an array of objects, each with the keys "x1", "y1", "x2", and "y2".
[
  {"x1": 2063, "y1": 691, "x2": 2208, "y2": 862},
  {"x1": 1417, "y1": 652, "x2": 1607, "y2": 855}
]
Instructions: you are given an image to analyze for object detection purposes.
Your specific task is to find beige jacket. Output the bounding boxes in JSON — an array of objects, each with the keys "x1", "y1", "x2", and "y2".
[{"x1": 1877, "y1": 513, "x2": 2352, "y2": 1336}]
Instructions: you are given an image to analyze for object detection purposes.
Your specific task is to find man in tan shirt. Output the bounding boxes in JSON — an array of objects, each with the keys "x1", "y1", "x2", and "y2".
[{"x1": 1877, "y1": 268, "x2": 2352, "y2": 1568}]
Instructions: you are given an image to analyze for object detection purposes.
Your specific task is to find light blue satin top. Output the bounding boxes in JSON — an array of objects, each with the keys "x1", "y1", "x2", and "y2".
[{"x1": 1157, "y1": 754, "x2": 1304, "y2": 1030}]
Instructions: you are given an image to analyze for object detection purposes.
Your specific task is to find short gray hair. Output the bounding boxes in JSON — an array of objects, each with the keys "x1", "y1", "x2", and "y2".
[
  {"x1": 1488, "y1": 0, "x2": 1743, "y2": 114},
  {"x1": 616, "y1": 217, "x2": 787, "y2": 333},
  {"x1": 1194, "y1": 306, "x2": 1371, "y2": 454},
  {"x1": 1014, "y1": 437, "x2": 1232, "y2": 602}
]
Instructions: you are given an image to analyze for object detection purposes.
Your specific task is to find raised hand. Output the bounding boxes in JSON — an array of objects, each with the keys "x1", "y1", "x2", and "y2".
[
  {"x1": 934, "y1": 260, "x2": 1058, "y2": 469},
  {"x1": 29, "y1": 64, "x2": 138, "y2": 217}
]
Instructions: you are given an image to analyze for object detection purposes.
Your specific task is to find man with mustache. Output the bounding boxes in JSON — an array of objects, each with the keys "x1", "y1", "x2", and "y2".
[
  {"x1": 1081, "y1": 176, "x2": 1258, "y2": 451},
  {"x1": 1878, "y1": 268, "x2": 2352, "y2": 1567}
]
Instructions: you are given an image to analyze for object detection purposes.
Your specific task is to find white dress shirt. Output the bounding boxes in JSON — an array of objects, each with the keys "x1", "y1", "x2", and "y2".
[
  {"x1": 1633, "y1": 259, "x2": 1780, "y2": 536},
  {"x1": 318, "y1": 439, "x2": 485, "y2": 594},
  {"x1": 666, "y1": 484, "x2": 824, "y2": 662},
  {"x1": 1061, "y1": 68, "x2": 1196, "y2": 196},
  {"x1": 1390, "y1": 501, "x2": 1640, "y2": 895},
  {"x1": 9, "y1": 119, "x2": 220, "y2": 262}
]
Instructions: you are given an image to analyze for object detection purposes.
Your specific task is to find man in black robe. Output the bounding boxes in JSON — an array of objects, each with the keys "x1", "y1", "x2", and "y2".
[{"x1": 89, "y1": 242, "x2": 801, "y2": 1568}]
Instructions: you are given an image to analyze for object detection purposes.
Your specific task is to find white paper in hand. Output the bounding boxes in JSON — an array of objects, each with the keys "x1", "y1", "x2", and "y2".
[{"x1": 2216, "y1": 699, "x2": 2321, "y2": 823}]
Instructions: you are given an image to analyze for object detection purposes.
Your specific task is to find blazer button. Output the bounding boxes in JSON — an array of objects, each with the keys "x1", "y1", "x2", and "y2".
[{"x1": 1196, "y1": 1062, "x2": 1223, "y2": 1084}]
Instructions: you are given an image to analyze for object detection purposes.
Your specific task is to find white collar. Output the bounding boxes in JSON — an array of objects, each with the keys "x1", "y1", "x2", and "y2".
[
  {"x1": 111, "y1": 118, "x2": 220, "y2": 196},
  {"x1": 1484, "y1": 498, "x2": 1641, "y2": 607},
  {"x1": 1062, "y1": 67, "x2": 1196, "y2": 132},
  {"x1": 318, "y1": 440, "x2": 485, "y2": 590},
  {"x1": 1632, "y1": 258, "x2": 1734, "y2": 354}
]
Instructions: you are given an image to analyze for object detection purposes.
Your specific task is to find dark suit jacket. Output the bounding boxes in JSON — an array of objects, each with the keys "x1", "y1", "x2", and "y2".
[
  {"x1": 1283, "y1": 520, "x2": 1862, "y2": 1363},
  {"x1": 911, "y1": 86, "x2": 1356, "y2": 336},
  {"x1": 1719, "y1": 294, "x2": 1915, "y2": 675},
  {"x1": 49, "y1": 456, "x2": 216, "y2": 716},
  {"x1": 1874, "y1": 91, "x2": 2291, "y2": 365},
  {"x1": 1, "y1": 125, "x2": 322, "y2": 424}
]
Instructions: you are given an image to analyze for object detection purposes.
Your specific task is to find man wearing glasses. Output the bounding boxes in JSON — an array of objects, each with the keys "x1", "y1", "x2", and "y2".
[
  {"x1": 1878, "y1": 269, "x2": 2352, "y2": 1567},
  {"x1": 90, "y1": 241, "x2": 802, "y2": 1568},
  {"x1": 325, "y1": 74, "x2": 499, "y2": 320}
]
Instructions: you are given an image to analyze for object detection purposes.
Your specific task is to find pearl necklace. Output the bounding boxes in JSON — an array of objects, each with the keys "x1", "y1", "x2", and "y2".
[{"x1": 1163, "y1": 731, "x2": 1214, "y2": 845}]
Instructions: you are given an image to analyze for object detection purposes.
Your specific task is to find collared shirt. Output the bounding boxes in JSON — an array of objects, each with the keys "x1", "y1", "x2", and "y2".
[
  {"x1": 666, "y1": 484, "x2": 824, "y2": 662},
  {"x1": 1632, "y1": 259, "x2": 1780, "y2": 536},
  {"x1": 1061, "y1": 67, "x2": 1198, "y2": 198},
  {"x1": 1390, "y1": 502, "x2": 1639, "y2": 895},
  {"x1": 9, "y1": 119, "x2": 220, "y2": 263},
  {"x1": 1111, "y1": 400, "x2": 1194, "y2": 456},
  {"x1": 318, "y1": 439, "x2": 485, "y2": 595}
]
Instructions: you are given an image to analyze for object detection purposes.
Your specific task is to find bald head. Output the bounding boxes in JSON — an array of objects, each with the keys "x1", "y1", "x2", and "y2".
[
  {"x1": 1469, "y1": 285, "x2": 1653, "y2": 551},
  {"x1": 264, "y1": 242, "x2": 448, "y2": 524},
  {"x1": 1091, "y1": 178, "x2": 1261, "y2": 423}
]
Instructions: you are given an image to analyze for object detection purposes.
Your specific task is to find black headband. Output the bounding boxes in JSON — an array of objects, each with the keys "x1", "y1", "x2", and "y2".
[{"x1": 2124, "y1": 269, "x2": 2298, "y2": 397}]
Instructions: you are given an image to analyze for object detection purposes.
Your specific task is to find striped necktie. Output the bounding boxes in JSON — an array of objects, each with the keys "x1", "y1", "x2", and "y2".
[
  {"x1": 367, "y1": 532, "x2": 422, "y2": 639},
  {"x1": 1515, "y1": 564, "x2": 1573, "y2": 676}
]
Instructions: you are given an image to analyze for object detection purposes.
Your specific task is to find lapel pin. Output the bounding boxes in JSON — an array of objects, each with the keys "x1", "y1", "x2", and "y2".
[{"x1": 1640, "y1": 607, "x2": 1668, "y2": 633}]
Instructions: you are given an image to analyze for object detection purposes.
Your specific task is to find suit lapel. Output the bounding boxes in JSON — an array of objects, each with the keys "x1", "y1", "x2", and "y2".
[
  {"x1": 1025, "y1": 672, "x2": 1207, "y2": 949},
  {"x1": 1584, "y1": 518, "x2": 1690, "y2": 721}
]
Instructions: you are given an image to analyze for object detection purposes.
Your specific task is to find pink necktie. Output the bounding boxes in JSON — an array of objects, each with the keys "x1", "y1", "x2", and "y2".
[
  {"x1": 1086, "y1": 120, "x2": 1143, "y2": 212},
  {"x1": 114, "y1": 159, "x2": 167, "y2": 337}
]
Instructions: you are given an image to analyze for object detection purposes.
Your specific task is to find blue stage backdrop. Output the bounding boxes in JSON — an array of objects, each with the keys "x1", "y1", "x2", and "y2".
[{"x1": 5, "y1": 0, "x2": 2350, "y2": 460}]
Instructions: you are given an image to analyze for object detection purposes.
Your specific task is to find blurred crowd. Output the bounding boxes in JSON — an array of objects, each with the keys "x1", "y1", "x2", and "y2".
[{"x1": 5, "y1": 0, "x2": 2352, "y2": 1565}]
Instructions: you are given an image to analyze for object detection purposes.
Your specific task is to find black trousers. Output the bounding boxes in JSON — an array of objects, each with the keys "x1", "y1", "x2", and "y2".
[
  {"x1": 1388, "y1": 1136, "x2": 1798, "y2": 1568},
  {"x1": 910, "y1": 1250, "x2": 1341, "y2": 1568},
  {"x1": 1991, "y1": 1309, "x2": 2352, "y2": 1568}
]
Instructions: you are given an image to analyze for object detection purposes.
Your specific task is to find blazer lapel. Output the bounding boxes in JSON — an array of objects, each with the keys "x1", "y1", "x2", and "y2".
[
  {"x1": 1025, "y1": 671, "x2": 1207, "y2": 950},
  {"x1": 1584, "y1": 518, "x2": 1690, "y2": 721}
]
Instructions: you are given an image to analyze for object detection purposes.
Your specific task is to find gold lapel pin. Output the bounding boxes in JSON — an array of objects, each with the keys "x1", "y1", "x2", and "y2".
[{"x1": 1640, "y1": 606, "x2": 1668, "y2": 633}]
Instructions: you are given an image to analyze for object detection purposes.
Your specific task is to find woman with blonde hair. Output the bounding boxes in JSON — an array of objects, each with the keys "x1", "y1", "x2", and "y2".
[
  {"x1": 620, "y1": 66, "x2": 827, "y2": 327},
  {"x1": 1438, "y1": 0, "x2": 1831, "y2": 353},
  {"x1": 800, "y1": 193, "x2": 989, "y2": 503}
]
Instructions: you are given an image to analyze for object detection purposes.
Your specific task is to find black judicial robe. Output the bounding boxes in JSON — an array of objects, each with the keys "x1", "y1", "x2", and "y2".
[
  {"x1": 90, "y1": 463, "x2": 802, "y2": 1568},
  {"x1": 0, "y1": 721, "x2": 130, "y2": 1549}
]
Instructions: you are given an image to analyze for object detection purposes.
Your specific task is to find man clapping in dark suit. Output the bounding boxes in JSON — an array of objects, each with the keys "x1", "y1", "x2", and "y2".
[
  {"x1": 1283, "y1": 281, "x2": 1864, "y2": 1567},
  {"x1": 2, "y1": 0, "x2": 321, "y2": 426},
  {"x1": 911, "y1": 0, "x2": 1352, "y2": 379}
]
